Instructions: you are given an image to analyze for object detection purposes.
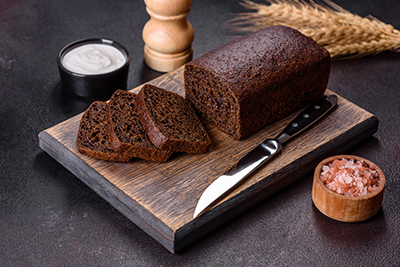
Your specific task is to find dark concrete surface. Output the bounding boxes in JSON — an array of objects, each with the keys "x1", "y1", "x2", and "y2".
[{"x1": 1, "y1": 0, "x2": 399, "y2": 266}]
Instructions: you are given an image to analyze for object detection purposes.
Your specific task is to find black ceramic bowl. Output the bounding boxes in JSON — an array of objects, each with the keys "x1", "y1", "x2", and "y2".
[{"x1": 57, "y1": 38, "x2": 130, "y2": 100}]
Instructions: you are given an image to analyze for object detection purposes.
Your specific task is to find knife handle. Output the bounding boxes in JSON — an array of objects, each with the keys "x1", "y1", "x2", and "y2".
[{"x1": 275, "y1": 95, "x2": 338, "y2": 144}]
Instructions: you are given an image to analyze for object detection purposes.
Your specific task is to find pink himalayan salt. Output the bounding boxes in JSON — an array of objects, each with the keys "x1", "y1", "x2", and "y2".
[{"x1": 320, "y1": 157, "x2": 380, "y2": 197}]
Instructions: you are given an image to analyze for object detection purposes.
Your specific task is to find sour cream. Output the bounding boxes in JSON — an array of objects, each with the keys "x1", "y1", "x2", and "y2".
[{"x1": 62, "y1": 43, "x2": 126, "y2": 75}]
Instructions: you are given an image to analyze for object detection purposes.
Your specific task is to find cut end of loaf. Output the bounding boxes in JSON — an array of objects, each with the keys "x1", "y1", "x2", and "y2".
[{"x1": 184, "y1": 64, "x2": 241, "y2": 140}]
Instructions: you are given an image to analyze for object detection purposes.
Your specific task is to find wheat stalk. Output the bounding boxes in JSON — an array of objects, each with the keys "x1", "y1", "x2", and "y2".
[{"x1": 227, "y1": 0, "x2": 400, "y2": 58}]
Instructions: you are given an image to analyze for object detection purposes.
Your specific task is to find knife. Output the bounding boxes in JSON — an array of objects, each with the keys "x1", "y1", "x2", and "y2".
[{"x1": 193, "y1": 94, "x2": 338, "y2": 219}]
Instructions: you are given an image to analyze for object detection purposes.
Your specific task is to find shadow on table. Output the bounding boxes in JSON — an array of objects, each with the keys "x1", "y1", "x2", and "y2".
[{"x1": 312, "y1": 203, "x2": 387, "y2": 244}]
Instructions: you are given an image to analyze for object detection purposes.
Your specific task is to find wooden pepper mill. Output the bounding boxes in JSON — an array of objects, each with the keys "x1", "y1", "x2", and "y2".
[{"x1": 142, "y1": 0, "x2": 194, "y2": 72}]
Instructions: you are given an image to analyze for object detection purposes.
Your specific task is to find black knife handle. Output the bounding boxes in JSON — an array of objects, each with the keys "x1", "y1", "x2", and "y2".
[{"x1": 275, "y1": 95, "x2": 338, "y2": 144}]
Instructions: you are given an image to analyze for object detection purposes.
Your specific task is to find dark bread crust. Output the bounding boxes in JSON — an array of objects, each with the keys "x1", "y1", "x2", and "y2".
[
  {"x1": 107, "y1": 90, "x2": 172, "y2": 163},
  {"x1": 136, "y1": 84, "x2": 211, "y2": 154},
  {"x1": 184, "y1": 25, "x2": 331, "y2": 140},
  {"x1": 76, "y1": 101, "x2": 133, "y2": 162}
]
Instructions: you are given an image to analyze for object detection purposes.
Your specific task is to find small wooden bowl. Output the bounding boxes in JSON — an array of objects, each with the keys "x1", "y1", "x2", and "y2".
[{"x1": 312, "y1": 155, "x2": 385, "y2": 222}]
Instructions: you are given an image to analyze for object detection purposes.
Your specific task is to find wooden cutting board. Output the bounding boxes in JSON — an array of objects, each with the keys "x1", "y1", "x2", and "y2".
[{"x1": 38, "y1": 66, "x2": 378, "y2": 253}]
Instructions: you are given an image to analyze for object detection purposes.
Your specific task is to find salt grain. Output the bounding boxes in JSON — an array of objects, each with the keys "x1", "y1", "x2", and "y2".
[{"x1": 320, "y1": 157, "x2": 380, "y2": 197}]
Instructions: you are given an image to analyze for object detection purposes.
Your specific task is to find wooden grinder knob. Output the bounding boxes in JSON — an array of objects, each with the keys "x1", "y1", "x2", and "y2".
[{"x1": 142, "y1": 0, "x2": 194, "y2": 72}]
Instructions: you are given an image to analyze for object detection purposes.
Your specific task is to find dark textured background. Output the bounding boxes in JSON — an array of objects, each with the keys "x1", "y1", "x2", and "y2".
[{"x1": 1, "y1": 0, "x2": 399, "y2": 266}]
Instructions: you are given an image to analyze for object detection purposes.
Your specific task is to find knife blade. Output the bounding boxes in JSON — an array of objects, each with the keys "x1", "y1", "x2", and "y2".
[{"x1": 193, "y1": 94, "x2": 338, "y2": 219}]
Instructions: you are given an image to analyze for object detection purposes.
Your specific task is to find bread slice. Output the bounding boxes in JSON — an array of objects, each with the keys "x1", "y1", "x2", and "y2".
[
  {"x1": 107, "y1": 89, "x2": 172, "y2": 162},
  {"x1": 76, "y1": 101, "x2": 133, "y2": 162},
  {"x1": 136, "y1": 84, "x2": 212, "y2": 154}
]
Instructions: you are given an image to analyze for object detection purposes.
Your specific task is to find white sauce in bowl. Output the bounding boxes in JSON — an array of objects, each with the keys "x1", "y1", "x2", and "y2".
[{"x1": 62, "y1": 43, "x2": 126, "y2": 75}]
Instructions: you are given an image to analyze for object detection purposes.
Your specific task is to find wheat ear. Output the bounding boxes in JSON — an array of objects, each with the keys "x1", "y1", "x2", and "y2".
[{"x1": 228, "y1": 0, "x2": 400, "y2": 58}]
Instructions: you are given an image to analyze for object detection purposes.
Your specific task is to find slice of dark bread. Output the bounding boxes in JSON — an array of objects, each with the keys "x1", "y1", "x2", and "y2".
[
  {"x1": 136, "y1": 84, "x2": 212, "y2": 154},
  {"x1": 76, "y1": 101, "x2": 133, "y2": 162},
  {"x1": 107, "y1": 89, "x2": 172, "y2": 162}
]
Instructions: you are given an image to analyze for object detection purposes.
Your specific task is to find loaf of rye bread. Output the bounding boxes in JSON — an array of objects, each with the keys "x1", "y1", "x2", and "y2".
[
  {"x1": 184, "y1": 25, "x2": 331, "y2": 140},
  {"x1": 76, "y1": 101, "x2": 133, "y2": 162},
  {"x1": 107, "y1": 89, "x2": 172, "y2": 162},
  {"x1": 136, "y1": 84, "x2": 212, "y2": 154}
]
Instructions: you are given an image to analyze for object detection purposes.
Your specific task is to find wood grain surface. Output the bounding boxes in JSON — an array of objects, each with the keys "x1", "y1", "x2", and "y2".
[{"x1": 39, "y1": 65, "x2": 378, "y2": 253}]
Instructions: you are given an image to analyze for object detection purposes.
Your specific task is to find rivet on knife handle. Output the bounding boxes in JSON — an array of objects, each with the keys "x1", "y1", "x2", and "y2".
[{"x1": 193, "y1": 94, "x2": 338, "y2": 219}]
